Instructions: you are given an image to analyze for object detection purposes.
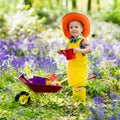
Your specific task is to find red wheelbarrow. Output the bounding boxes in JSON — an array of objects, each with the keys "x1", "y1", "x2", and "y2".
[
  {"x1": 15, "y1": 74, "x2": 62, "y2": 105},
  {"x1": 15, "y1": 74, "x2": 96, "y2": 105}
]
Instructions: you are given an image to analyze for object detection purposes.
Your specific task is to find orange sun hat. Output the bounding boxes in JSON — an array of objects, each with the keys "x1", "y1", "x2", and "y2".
[{"x1": 62, "y1": 12, "x2": 90, "y2": 39}]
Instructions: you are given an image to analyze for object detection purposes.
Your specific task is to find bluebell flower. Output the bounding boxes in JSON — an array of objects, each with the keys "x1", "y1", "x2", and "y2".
[
  {"x1": 105, "y1": 54, "x2": 116, "y2": 60},
  {"x1": 117, "y1": 112, "x2": 120, "y2": 119},
  {"x1": 103, "y1": 43, "x2": 113, "y2": 53},
  {"x1": 0, "y1": 40, "x2": 7, "y2": 48},
  {"x1": 19, "y1": 110, "x2": 23, "y2": 116},
  {"x1": 27, "y1": 43, "x2": 36, "y2": 52},
  {"x1": 116, "y1": 58, "x2": 120, "y2": 65},
  {"x1": 116, "y1": 96, "x2": 120, "y2": 100},
  {"x1": 86, "y1": 116, "x2": 94, "y2": 120},
  {"x1": 88, "y1": 54, "x2": 94, "y2": 60},
  {"x1": 28, "y1": 35, "x2": 36, "y2": 42},
  {"x1": 0, "y1": 52, "x2": 9, "y2": 61},
  {"x1": 0, "y1": 51, "x2": 9, "y2": 69},
  {"x1": 36, "y1": 56, "x2": 57, "y2": 73},
  {"x1": 108, "y1": 92, "x2": 117, "y2": 99},
  {"x1": 96, "y1": 109, "x2": 105, "y2": 119},
  {"x1": 93, "y1": 97, "x2": 103, "y2": 104},
  {"x1": 11, "y1": 57, "x2": 26, "y2": 69},
  {"x1": 89, "y1": 106, "x2": 96, "y2": 114},
  {"x1": 107, "y1": 115, "x2": 116, "y2": 120},
  {"x1": 111, "y1": 100, "x2": 116, "y2": 110},
  {"x1": 12, "y1": 118, "x2": 16, "y2": 120}
]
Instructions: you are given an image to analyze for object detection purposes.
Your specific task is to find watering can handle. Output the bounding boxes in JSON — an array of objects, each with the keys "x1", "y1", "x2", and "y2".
[{"x1": 57, "y1": 50, "x2": 66, "y2": 56}]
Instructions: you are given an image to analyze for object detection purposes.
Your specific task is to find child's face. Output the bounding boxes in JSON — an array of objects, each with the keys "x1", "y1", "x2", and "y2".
[{"x1": 69, "y1": 21, "x2": 83, "y2": 38}]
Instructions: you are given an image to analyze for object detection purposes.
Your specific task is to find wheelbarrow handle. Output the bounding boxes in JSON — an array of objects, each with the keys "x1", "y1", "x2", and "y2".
[
  {"x1": 88, "y1": 74, "x2": 96, "y2": 80},
  {"x1": 61, "y1": 74, "x2": 96, "y2": 89},
  {"x1": 60, "y1": 75, "x2": 96, "y2": 84}
]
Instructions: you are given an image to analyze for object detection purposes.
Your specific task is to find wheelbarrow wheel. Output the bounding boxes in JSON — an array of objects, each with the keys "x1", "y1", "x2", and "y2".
[{"x1": 15, "y1": 91, "x2": 30, "y2": 105}]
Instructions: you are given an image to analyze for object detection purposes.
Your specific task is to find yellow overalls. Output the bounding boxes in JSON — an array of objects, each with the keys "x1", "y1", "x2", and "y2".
[{"x1": 67, "y1": 38, "x2": 88, "y2": 102}]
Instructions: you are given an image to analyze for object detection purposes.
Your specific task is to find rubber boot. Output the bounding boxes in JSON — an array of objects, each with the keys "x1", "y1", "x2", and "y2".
[{"x1": 73, "y1": 87, "x2": 86, "y2": 103}]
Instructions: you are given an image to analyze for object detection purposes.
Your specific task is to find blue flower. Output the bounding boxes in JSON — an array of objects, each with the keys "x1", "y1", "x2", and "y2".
[
  {"x1": 11, "y1": 57, "x2": 26, "y2": 69},
  {"x1": 93, "y1": 97, "x2": 103, "y2": 104},
  {"x1": 97, "y1": 109, "x2": 105, "y2": 119},
  {"x1": 116, "y1": 58, "x2": 120, "y2": 65},
  {"x1": 27, "y1": 43, "x2": 36, "y2": 52},
  {"x1": 117, "y1": 96, "x2": 120, "y2": 100},
  {"x1": 28, "y1": 35, "x2": 36, "y2": 42},
  {"x1": 86, "y1": 116, "x2": 94, "y2": 120},
  {"x1": 108, "y1": 92, "x2": 117, "y2": 99},
  {"x1": 89, "y1": 106, "x2": 96, "y2": 114},
  {"x1": 117, "y1": 112, "x2": 120, "y2": 119},
  {"x1": 111, "y1": 100, "x2": 116, "y2": 110},
  {"x1": 107, "y1": 115, "x2": 116, "y2": 120}
]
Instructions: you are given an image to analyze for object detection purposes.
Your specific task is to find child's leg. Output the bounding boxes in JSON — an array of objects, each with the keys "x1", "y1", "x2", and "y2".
[{"x1": 72, "y1": 86, "x2": 86, "y2": 102}]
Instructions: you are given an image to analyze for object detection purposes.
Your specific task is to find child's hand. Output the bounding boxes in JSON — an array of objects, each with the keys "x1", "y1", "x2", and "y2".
[
  {"x1": 73, "y1": 48, "x2": 85, "y2": 56},
  {"x1": 73, "y1": 48, "x2": 81, "y2": 53}
]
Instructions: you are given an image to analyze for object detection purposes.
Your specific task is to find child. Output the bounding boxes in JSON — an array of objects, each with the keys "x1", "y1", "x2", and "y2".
[{"x1": 59, "y1": 12, "x2": 91, "y2": 103}]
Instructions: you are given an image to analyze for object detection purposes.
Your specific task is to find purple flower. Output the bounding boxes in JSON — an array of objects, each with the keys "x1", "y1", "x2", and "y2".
[
  {"x1": 117, "y1": 112, "x2": 120, "y2": 119},
  {"x1": 11, "y1": 57, "x2": 26, "y2": 69},
  {"x1": 0, "y1": 52, "x2": 9, "y2": 61},
  {"x1": 86, "y1": 116, "x2": 94, "y2": 120},
  {"x1": 28, "y1": 35, "x2": 36, "y2": 42},
  {"x1": 95, "y1": 56, "x2": 103, "y2": 65},
  {"x1": 27, "y1": 43, "x2": 36, "y2": 51},
  {"x1": 103, "y1": 42, "x2": 113, "y2": 53},
  {"x1": 104, "y1": 54, "x2": 116, "y2": 60},
  {"x1": 108, "y1": 92, "x2": 117, "y2": 99},
  {"x1": 93, "y1": 97, "x2": 103, "y2": 104},
  {"x1": 0, "y1": 40, "x2": 7, "y2": 48},
  {"x1": 33, "y1": 56, "x2": 57, "y2": 73},
  {"x1": 116, "y1": 58, "x2": 120, "y2": 65},
  {"x1": 111, "y1": 100, "x2": 116, "y2": 110},
  {"x1": 117, "y1": 96, "x2": 120, "y2": 100},
  {"x1": 89, "y1": 106, "x2": 104, "y2": 120},
  {"x1": 89, "y1": 106, "x2": 96, "y2": 114},
  {"x1": 97, "y1": 109, "x2": 105, "y2": 119},
  {"x1": 12, "y1": 118, "x2": 16, "y2": 120},
  {"x1": 88, "y1": 54, "x2": 94, "y2": 60},
  {"x1": 107, "y1": 115, "x2": 116, "y2": 120}
]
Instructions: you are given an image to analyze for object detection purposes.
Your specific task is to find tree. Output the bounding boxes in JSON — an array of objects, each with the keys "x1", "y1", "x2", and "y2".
[
  {"x1": 72, "y1": 0, "x2": 77, "y2": 9},
  {"x1": 87, "y1": 0, "x2": 91, "y2": 13},
  {"x1": 97, "y1": 0, "x2": 100, "y2": 11}
]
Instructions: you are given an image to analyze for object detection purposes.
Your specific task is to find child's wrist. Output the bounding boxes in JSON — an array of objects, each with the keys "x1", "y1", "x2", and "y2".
[{"x1": 74, "y1": 48, "x2": 81, "y2": 53}]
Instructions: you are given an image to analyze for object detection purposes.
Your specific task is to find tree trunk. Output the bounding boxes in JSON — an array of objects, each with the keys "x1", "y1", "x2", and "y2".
[
  {"x1": 97, "y1": 0, "x2": 100, "y2": 11},
  {"x1": 87, "y1": 0, "x2": 91, "y2": 13},
  {"x1": 114, "y1": 0, "x2": 118, "y2": 7},
  {"x1": 72, "y1": 0, "x2": 76, "y2": 9}
]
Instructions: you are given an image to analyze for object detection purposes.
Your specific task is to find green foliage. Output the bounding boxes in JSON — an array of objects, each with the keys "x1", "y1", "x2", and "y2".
[
  {"x1": 110, "y1": 66, "x2": 120, "y2": 79},
  {"x1": 87, "y1": 76, "x2": 120, "y2": 99},
  {"x1": 0, "y1": 1, "x2": 120, "y2": 119},
  {"x1": 103, "y1": 5, "x2": 120, "y2": 25},
  {"x1": 0, "y1": 68, "x2": 17, "y2": 92},
  {"x1": 0, "y1": 14, "x2": 6, "y2": 28},
  {"x1": 24, "y1": 0, "x2": 33, "y2": 10},
  {"x1": 36, "y1": 8, "x2": 62, "y2": 25},
  {"x1": 86, "y1": 79, "x2": 109, "y2": 98},
  {"x1": 0, "y1": 14, "x2": 9, "y2": 38}
]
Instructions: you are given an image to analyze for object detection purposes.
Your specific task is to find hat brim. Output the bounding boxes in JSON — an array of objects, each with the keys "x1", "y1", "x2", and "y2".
[{"x1": 62, "y1": 13, "x2": 90, "y2": 38}]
